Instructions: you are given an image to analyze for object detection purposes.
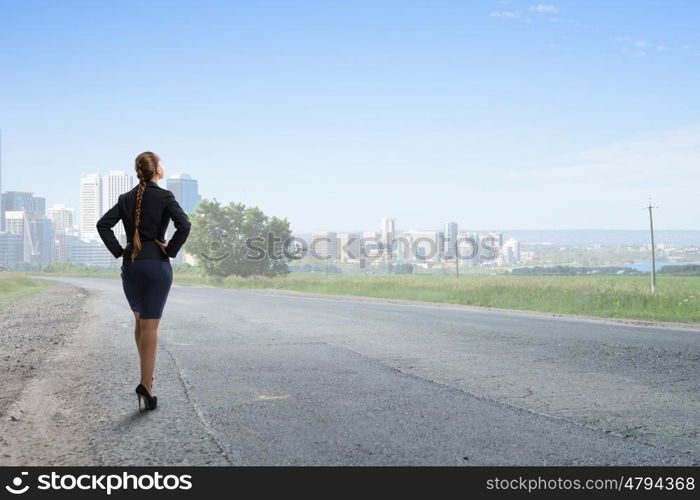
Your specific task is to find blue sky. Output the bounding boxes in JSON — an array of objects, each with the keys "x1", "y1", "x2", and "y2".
[{"x1": 1, "y1": 0, "x2": 699, "y2": 232}]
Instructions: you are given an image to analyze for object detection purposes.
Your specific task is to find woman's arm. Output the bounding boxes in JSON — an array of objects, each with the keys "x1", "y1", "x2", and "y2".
[{"x1": 96, "y1": 200, "x2": 125, "y2": 259}]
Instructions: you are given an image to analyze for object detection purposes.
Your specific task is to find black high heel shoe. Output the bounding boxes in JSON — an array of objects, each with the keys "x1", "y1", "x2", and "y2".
[{"x1": 135, "y1": 383, "x2": 157, "y2": 411}]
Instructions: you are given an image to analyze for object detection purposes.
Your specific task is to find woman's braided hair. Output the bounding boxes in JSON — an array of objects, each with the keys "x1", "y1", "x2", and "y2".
[{"x1": 131, "y1": 152, "x2": 160, "y2": 261}]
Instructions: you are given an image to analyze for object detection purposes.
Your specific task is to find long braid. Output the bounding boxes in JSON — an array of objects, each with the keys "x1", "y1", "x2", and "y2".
[
  {"x1": 130, "y1": 151, "x2": 160, "y2": 261},
  {"x1": 131, "y1": 169, "x2": 147, "y2": 261}
]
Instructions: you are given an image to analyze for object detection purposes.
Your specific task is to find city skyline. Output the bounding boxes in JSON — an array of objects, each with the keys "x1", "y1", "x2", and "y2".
[
  {"x1": 1, "y1": 164, "x2": 698, "y2": 271},
  {"x1": 0, "y1": 168, "x2": 205, "y2": 268},
  {"x1": 2, "y1": 162, "x2": 529, "y2": 268},
  {"x1": 1, "y1": 160, "x2": 695, "y2": 237},
  {"x1": 1, "y1": 159, "x2": 698, "y2": 245}
]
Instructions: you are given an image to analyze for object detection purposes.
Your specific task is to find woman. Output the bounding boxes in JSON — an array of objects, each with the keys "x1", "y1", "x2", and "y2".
[{"x1": 96, "y1": 151, "x2": 191, "y2": 412}]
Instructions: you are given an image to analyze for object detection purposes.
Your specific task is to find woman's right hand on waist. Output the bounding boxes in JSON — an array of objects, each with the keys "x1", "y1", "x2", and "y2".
[{"x1": 154, "y1": 239, "x2": 169, "y2": 255}]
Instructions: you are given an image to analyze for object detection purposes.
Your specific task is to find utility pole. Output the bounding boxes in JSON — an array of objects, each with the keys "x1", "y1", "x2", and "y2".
[{"x1": 645, "y1": 198, "x2": 658, "y2": 295}]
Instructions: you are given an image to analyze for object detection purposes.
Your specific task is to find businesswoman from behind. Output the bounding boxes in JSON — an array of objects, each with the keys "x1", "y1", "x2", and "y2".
[{"x1": 96, "y1": 151, "x2": 191, "y2": 412}]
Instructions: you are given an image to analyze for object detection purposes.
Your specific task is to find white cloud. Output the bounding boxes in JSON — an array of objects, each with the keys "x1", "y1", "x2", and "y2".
[
  {"x1": 615, "y1": 36, "x2": 672, "y2": 57},
  {"x1": 497, "y1": 126, "x2": 700, "y2": 228},
  {"x1": 490, "y1": 10, "x2": 519, "y2": 18},
  {"x1": 503, "y1": 125, "x2": 700, "y2": 190},
  {"x1": 491, "y1": 3, "x2": 559, "y2": 23},
  {"x1": 530, "y1": 4, "x2": 558, "y2": 13}
]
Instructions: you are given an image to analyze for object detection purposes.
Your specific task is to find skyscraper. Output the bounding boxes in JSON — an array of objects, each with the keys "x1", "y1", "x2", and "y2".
[
  {"x1": 5, "y1": 211, "x2": 33, "y2": 263},
  {"x1": 102, "y1": 170, "x2": 133, "y2": 241},
  {"x1": 80, "y1": 173, "x2": 102, "y2": 241},
  {"x1": 443, "y1": 221, "x2": 458, "y2": 258},
  {"x1": 499, "y1": 238, "x2": 521, "y2": 266},
  {"x1": 166, "y1": 173, "x2": 201, "y2": 214},
  {"x1": 457, "y1": 231, "x2": 479, "y2": 265},
  {"x1": 1, "y1": 191, "x2": 45, "y2": 222},
  {"x1": 311, "y1": 231, "x2": 337, "y2": 260},
  {"x1": 166, "y1": 174, "x2": 201, "y2": 264},
  {"x1": 48, "y1": 204, "x2": 75, "y2": 234},
  {"x1": 401, "y1": 230, "x2": 442, "y2": 263},
  {"x1": 1, "y1": 191, "x2": 47, "y2": 265},
  {"x1": 379, "y1": 216, "x2": 395, "y2": 259},
  {"x1": 0, "y1": 232, "x2": 22, "y2": 268},
  {"x1": 337, "y1": 232, "x2": 361, "y2": 262}
]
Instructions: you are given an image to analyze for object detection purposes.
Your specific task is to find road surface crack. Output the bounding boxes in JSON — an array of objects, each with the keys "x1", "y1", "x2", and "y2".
[{"x1": 162, "y1": 346, "x2": 234, "y2": 465}]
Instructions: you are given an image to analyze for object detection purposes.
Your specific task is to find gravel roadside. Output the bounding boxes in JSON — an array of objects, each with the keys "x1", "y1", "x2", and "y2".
[
  {"x1": 0, "y1": 277, "x2": 230, "y2": 466},
  {"x1": 0, "y1": 281, "x2": 90, "y2": 417}
]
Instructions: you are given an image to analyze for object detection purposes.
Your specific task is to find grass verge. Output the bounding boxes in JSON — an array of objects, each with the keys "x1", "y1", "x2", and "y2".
[
  {"x1": 208, "y1": 273, "x2": 700, "y2": 323},
  {"x1": 33, "y1": 269, "x2": 700, "y2": 323},
  {"x1": 0, "y1": 273, "x2": 53, "y2": 310}
]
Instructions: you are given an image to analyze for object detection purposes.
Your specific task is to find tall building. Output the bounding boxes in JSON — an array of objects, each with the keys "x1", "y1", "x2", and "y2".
[
  {"x1": 48, "y1": 204, "x2": 75, "y2": 233},
  {"x1": 103, "y1": 170, "x2": 133, "y2": 209},
  {"x1": 80, "y1": 173, "x2": 102, "y2": 241},
  {"x1": 456, "y1": 231, "x2": 479, "y2": 264},
  {"x1": 165, "y1": 174, "x2": 200, "y2": 264},
  {"x1": 54, "y1": 231, "x2": 70, "y2": 263},
  {"x1": 49, "y1": 204, "x2": 76, "y2": 263},
  {"x1": 402, "y1": 230, "x2": 443, "y2": 263},
  {"x1": 380, "y1": 216, "x2": 395, "y2": 259},
  {"x1": 5, "y1": 211, "x2": 33, "y2": 263},
  {"x1": 488, "y1": 231, "x2": 504, "y2": 248},
  {"x1": 337, "y1": 232, "x2": 361, "y2": 262},
  {"x1": 0, "y1": 231, "x2": 22, "y2": 268},
  {"x1": 32, "y1": 217, "x2": 54, "y2": 266},
  {"x1": 499, "y1": 238, "x2": 521, "y2": 266},
  {"x1": 167, "y1": 174, "x2": 201, "y2": 214},
  {"x1": 102, "y1": 170, "x2": 133, "y2": 242},
  {"x1": 362, "y1": 231, "x2": 380, "y2": 257},
  {"x1": 1, "y1": 192, "x2": 48, "y2": 266},
  {"x1": 0, "y1": 135, "x2": 53, "y2": 267},
  {"x1": 479, "y1": 232, "x2": 503, "y2": 264},
  {"x1": 1, "y1": 191, "x2": 45, "y2": 226},
  {"x1": 310, "y1": 231, "x2": 337, "y2": 260},
  {"x1": 443, "y1": 221, "x2": 458, "y2": 258}
]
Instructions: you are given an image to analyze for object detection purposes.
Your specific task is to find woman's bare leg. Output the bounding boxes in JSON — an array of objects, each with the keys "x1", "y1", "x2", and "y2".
[
  {"x1": 138, "y1": 318, "x2": 160, "y2": 396},
  {"x1": 133, "y1": 311, "x2": 142, "y2": 355}
]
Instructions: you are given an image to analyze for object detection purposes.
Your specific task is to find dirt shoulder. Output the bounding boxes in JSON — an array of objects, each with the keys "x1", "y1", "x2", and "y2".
[{"x1": 0, "y1": 280, "x2": 90, "y2": 417}]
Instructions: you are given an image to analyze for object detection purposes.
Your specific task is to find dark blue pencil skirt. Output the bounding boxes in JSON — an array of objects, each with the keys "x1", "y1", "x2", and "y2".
[{"x1": 120, "y1": 258, "x2": 173, "y2": 319}]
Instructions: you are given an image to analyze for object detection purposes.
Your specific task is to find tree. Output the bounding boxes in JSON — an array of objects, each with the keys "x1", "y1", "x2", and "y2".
[{"x1": 186, "y1": 198, "x2": 295, "y2": 277}]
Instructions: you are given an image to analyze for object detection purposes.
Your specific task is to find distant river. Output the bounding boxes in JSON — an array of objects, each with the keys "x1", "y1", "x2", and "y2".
[{"x1": 625, "y1": 261, "x2": 700, "y2": 272}]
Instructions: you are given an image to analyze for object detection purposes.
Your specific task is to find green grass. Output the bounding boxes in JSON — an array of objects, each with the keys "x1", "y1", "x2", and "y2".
[
  {"x1": 203, "y1": 273, "x2": 700, "y2": 323},
  {"x1": 33, "y1": 267, "x2": 700, "y2": 323},
  {"x1": 0, "y1": 273, "x2": 53, "y2": 310},
  {"x1": 41, "y1": 262, "x2": 121, "y2": 279}
]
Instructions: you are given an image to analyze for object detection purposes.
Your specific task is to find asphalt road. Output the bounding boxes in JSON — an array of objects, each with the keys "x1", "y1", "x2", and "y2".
[{"x1": 2, "y1": 276, "x2": 699, "y2": 465}]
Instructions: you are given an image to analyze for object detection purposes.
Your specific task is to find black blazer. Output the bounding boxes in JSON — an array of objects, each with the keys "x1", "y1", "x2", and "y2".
[{"x1": 96, "y1": 181, "x2": 192, "y2": 260}]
